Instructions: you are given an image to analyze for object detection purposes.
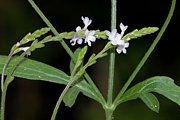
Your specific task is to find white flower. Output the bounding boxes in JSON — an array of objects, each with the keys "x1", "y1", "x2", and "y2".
[
  {"x1": 19, "y1": 47, "x2": 31, "y2": 56},
  {"x1": 81, "y1": 16, "x2": 92, "y2": 29},
  {"x1": 105, "y1": 29, "x2": 118, "y2": 41},
  {"x1": 19, "y1": 47, "x2": 30, "y2": 52},
  {"x1": 105, "y1": 22, "x2": 129, "y2": 54},
  {"x1": 70, "y1": 26, "x2": 83, "y2": 45},
  {"x1": 84, "y1": 30, "x2": 96, "y2": 46},
  {"x1": 120, "y1": 22, "x2": 128, "y2": 36},
  {"x1": 116, "y1": 40, "x2": 129, "y2": 54}
]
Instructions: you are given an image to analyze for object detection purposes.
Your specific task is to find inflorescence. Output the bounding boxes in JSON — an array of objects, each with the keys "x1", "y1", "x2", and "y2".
[{"x1": 70, "y1": 16, "x2": 130, "y2": 54}]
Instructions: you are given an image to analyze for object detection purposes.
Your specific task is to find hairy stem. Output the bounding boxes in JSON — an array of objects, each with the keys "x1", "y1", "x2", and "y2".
[{"x1": 106, "y1": 0, "x2": 117, "y2": 120}]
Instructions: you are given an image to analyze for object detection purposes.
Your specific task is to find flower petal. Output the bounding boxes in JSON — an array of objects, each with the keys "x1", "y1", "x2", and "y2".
[
  {"x1": 76, "y1": 26, "x2": 81, "y2": 32},
  {"x1": 116, "y1": 48, "x2": 122, "y2": 54},
  {"x1": 77, "y1": 38, "x2": 83, "y2": 44},
  {"x1": 124, "y1": 42, "x2": 129, "y2": 48},
  {"x1": 120, "y1": 22, "x2": 128, "y2": 32},
  {"x1": 122, "y1": 48, "x2": 127, "y2": 54}
]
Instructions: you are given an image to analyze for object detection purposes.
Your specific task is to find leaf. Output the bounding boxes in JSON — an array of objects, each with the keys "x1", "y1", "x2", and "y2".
[
  {"x1": 139, "y1": 93, "x2": 159, "y2": 113},
  {"x1": 123, "y1": 27, "x2": 159, "y2": 41},
  {"x1": 116, "y1": 76, "x2": 180, "y2": 112},
  {"x1": 63, "y1": 86, "x2": 81, "y2": 107},
  {"x1": 70, "y1": 48, "x2": 81, "y2": 74},
  {"x1": 0, "y1": 55, "x2": 68, "y2": 84},
  {"x1": 78, "y1": 46, "x2": 87, "y2": 61},
  {"x1": 0, "y1": 55, "x2": 100, "y2": 102},
  {"x1": 74, "y1": 46, "x2": 87, "y2": 70}
]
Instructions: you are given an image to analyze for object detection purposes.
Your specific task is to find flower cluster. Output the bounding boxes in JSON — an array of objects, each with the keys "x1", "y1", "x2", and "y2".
[
  {"x1": 70, "y1": 17, "x2": 96, "y2": 47},
  {"x1": 70, "y1": 16, "x2": 129, "y2": 54},
  {"x1": 105, "y1": 23, "x2": 129, "y2": 54}
]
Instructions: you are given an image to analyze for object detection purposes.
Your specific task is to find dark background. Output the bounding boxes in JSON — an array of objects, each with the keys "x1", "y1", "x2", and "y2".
[{"x1": 0, "y1": 0, "x2": 180, "y2": 120}]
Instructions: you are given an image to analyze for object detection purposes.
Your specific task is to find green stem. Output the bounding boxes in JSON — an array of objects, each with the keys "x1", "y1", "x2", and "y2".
[
  {"x1": 106, "y1": 0, "x2": 117, "y2": 120},
  {"x1": 27, "y1": 0, "x2": 105, "y2": 104},
  {"x1": 27, "y1": 0, "x2": 74, "y2": 58},
  {"x1": 1, "y1": 52, "x2": 13, "y2": 92},
  {"x1": 50, "y1": 79, "x2": 74, "y2": 120},
  {"x1": 108, "y1": 0, "x2": 116, "y2": 105},
  {"x1": 113, "y1": 0, "x2": 176, "y2": 107},
  {"x1": 105, "y1": 108, "x2": 114, "y2": 120},
  {"x1": 1, "y1": 76, "x2": 14, "y2": 120}
]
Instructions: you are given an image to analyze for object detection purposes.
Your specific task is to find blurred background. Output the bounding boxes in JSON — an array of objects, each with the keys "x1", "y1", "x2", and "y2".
[{"x1": 0, "y1": 0, "x2": 180, "y2": 120}]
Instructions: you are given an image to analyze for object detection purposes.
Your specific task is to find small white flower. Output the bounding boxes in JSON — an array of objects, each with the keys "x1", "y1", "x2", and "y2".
[
  {"x1": 70, "y1": 26, "x2": 83, "y2": 45},
  {"x1": 19, "y1": 47, "x2": 30, "y2": 52},
  {"x1": 19, "y1": 47, "x2": 31, "y2": 56},
  {"x1": 84, "y1": 30, "x2": 96, "y2": 47},
  {"x1": 81, "y1": 16, "x2": 92, "y2": 29},
  {"x1": 116, "y1": 41, "x2": 129, "y2": 54},
  {"x1": 105, "y1": 22, "x2": 129, "y2": 54},
  {"x1": 120, "y1": 22, "x2": 128, "y2": 36},
  {"x1": 105, "y1": 29, "x2": 118, "y2": 41}
]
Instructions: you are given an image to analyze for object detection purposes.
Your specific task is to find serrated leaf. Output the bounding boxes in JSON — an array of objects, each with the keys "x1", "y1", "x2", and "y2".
[
  {"x1": 0, "y1": 55, "x2": 100, "y2": 103},
  {"x1": 139, "y1": 93, "x2": 159, "y2": 113},
  {"x1": 116, "y1": 76, "x2": 180, "y2": 112},
  {"x1": 63, "y1": 86, "x2": 81, "y2": 107},
  {"x1": 123, "y1": 27, "x2": 159, "y2": 41}
]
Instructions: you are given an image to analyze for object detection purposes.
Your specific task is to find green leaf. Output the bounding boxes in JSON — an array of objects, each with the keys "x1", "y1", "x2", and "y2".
[
  {"x1": 139, "y1": 93, "x2": 159, "y2": 113},
  {"x1": 117, "y1": 76, "x2": 180, "y2": 112},
  {"x1": 73, "y1": 46, "x2": 87, "y2": 70},
  {"x1": 0, "y1": 55, "x2": 68, "y2": 84},
  {"x1": 63, "y1": 86, "x2": 81, "y2": 107},
  {"x1": 70, "y1": 48, "x2": 81, "y2": 74},
  {"x1": 78, "y1": 46, "x2": 87, "y2": 61},
  {"x1": 123, "y1": 27, "x2": 159, "y2": 41},
  {"x1": 0, "y1": 55, "x2": 100, "y2": 103}
]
